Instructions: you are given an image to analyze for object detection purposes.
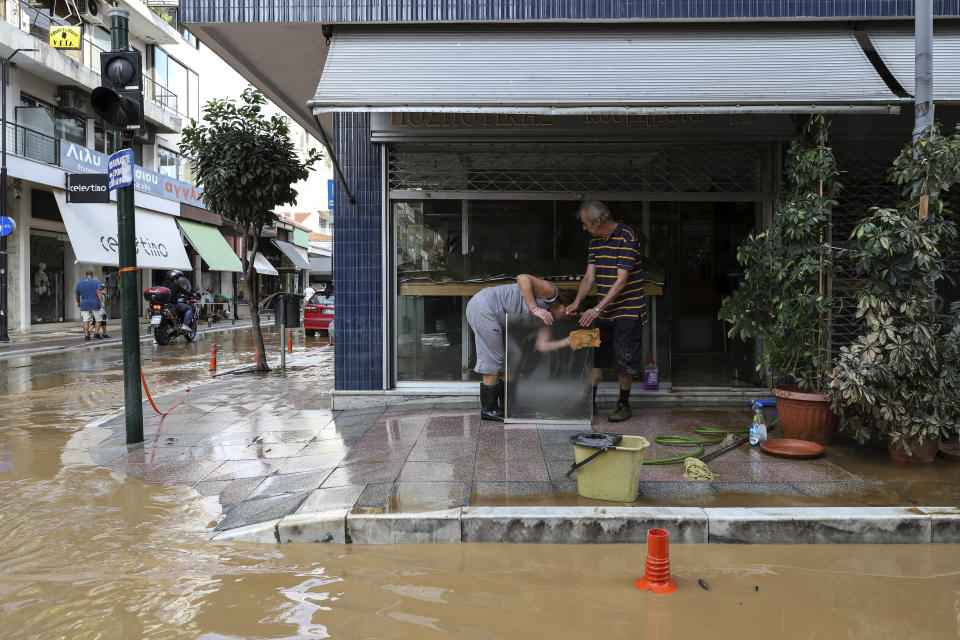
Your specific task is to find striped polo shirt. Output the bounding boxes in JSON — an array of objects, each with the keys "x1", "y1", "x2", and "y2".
[{"x1": 587, "y1": 222, "x2": 646, "y2": 323}]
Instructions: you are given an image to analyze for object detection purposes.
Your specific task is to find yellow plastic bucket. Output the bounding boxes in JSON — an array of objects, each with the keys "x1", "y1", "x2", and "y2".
[{"x1": 571, "y1": 434, "x2": 650, "y2": 502}]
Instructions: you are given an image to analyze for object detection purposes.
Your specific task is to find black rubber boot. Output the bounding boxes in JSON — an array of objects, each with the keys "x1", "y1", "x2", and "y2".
[
  {"x1": 480, "y1": 383, "x2": 504, "y2": 421},
  {"x1": 495, "y1": 379, "x2": 505, "y2": 414}
]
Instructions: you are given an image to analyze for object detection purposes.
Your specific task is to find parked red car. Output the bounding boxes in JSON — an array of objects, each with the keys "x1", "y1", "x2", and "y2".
[{"x1": 304, "y1": 293, "x2": 334, "y2": 336}]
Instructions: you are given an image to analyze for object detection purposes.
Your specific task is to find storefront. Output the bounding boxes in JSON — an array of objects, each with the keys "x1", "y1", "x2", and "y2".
[
  {"x1": 175, "y1": 2, "x2": 960, "y2": 402},
  {"x1": 374, "y1": 113, "x2": 792, "y2": 386}
]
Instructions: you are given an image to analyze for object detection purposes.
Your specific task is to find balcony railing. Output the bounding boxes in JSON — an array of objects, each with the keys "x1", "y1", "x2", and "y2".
[
  {"x1": 5, "y1": 2, "x2": 184, "y2": 118},
  {"x1": 4, "y1": 122, "x2": 59, "y2": 166}
]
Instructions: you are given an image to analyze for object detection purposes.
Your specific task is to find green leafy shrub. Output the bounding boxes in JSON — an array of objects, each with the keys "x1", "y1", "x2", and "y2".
[
  {"x1": 719, "y1": 114, "x2": 840, "y2": 392},
  {"x1": 829, "y1": 125, "x2": 960, "y2": 450}
]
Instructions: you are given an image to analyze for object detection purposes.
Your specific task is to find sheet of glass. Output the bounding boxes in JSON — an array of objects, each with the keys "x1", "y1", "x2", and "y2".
[{"x1": 504, "y1": 314, "x2": 593, "y2": 423}]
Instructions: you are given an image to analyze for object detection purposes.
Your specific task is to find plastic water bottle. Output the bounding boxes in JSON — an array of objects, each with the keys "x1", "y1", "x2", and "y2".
[
  {"x1": 643, "y1": 359, "x2": 659, "y2": 391},
  {"x1": 749, "y1": 402, "x2": 767, "y2": 446}
]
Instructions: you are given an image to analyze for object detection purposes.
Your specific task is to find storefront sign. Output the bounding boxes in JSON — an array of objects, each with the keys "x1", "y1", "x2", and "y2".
[
  {"x1": 49, "y1": 26, "x2": 81, "y2": 49},
  {"x1": 370, "y1": 112, "x2": 795, "y2": 143},
  {"x1": 108, "y1": 150, "x2": 134, "y2": 191},
  {"x1": 327, "y1": 179, "x2": 334, "y2": 211},
  {"x1": 66, "y1": 173, "x2": 110, "y2": 203},
  {"x1": 0, "y1": 216, "x2": 15, "y2": 237},
  {"x1": 59, "y1": 141, "x2": 207, "y2": 208}
]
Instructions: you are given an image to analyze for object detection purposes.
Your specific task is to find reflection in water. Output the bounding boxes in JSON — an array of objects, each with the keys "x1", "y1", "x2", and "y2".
[{"x1": 2, "y1": 330, "x2": 960, "y2": 638}]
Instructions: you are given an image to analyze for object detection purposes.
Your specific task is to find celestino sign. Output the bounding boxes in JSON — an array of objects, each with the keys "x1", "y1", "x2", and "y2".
[
  {"x1": 66, "y1": 173, "x2": 110, "y2": 203},
  {"x1": 59, "y1": 141, "x2": 206, "y2": 208},
  {"x1": 98, "y1": 233, "x2": 171, "y2": 258}
]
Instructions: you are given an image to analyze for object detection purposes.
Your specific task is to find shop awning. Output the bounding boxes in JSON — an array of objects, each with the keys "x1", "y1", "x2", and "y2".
[
  {"x1": 248, "y1": 252, "x2": 279, "y2": 276},
  {"x1": 273, "y1": 240, "x2": 311, "y2": 269},
  {"x1": 176, "y1": 218, "x2": 243, "y2": 272},
  {"x1": 866, "y1": 25, "x2": 960, "y2": 101},
  {"x1": 310, "y1": 24, "x2": 905, "y2": 115},
  {"x1": 53, "y1": 191, "x2": 191, "y2": 270}
]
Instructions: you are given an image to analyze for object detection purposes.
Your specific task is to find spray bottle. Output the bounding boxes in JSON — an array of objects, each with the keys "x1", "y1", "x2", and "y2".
[{"x1": 749, "y1": 401, "x2": 768, "y2": 446}]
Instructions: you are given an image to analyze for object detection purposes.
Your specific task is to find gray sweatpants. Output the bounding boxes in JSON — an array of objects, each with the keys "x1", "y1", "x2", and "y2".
[{"x1": 466, "y1": 297, "x2": 505, "y2": 376}]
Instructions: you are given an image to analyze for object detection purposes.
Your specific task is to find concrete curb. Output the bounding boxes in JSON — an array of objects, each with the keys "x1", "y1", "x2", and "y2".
[{"x1": 209, "y1": 506, "x2": 960, "y2": 545}]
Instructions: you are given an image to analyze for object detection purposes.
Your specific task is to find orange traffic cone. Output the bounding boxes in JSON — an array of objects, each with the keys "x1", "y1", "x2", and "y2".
[{"x1": 635, "y1": 529, "x2": 677, "y2": 593}]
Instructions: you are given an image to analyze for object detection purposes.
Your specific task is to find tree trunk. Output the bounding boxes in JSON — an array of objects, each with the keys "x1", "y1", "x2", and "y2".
[{"x1": 246, "y1": 228, "x2": 269, "y2": 371}]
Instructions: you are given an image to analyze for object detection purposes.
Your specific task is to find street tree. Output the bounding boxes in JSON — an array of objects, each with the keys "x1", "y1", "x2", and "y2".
[{"x1": 180, "y1": 87, "x2": 322, "y2": 369}]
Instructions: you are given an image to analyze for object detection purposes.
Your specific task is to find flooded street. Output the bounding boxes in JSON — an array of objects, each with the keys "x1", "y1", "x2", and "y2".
[{"x1": 2, "y1": 328, "x2": 960, "y2": 639}]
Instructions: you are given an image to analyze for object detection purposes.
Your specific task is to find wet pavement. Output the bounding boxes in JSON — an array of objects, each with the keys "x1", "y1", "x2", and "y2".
[{"x1": 57, "y1": 345, "x2": 960, "y2": 544}]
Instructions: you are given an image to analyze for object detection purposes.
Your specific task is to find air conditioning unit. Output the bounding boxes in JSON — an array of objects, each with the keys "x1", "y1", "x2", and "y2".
[
  {"x1": 77, "y1": 0, "x2": 104, "y2": 27},
  {"x1": 56, "y1": 86, "x2": 91, "y2": 118}
]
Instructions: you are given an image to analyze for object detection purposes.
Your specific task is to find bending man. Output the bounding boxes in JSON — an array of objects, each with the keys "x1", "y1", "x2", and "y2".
[
  {"x1": 466, "y1": 274, "x2": 574, "y2": 421},
  {"x1": 566, "y1": 200, "x2": 646, "y2": 422}
]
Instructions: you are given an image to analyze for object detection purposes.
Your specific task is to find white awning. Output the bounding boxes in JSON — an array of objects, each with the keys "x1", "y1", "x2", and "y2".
[
  {"x1": 867, "y1": 25, "x2": 960, "y2": 101},
  {"x1": 248, "y1": 252, "x2": 279, "y2": 276},
  {"x1": 273, "y1": 239, "x2": 311, "y2": 269},
  {"x1": 54, "y1": 191, "x2": 191, "y2": 270},
  {"x1": 310, "y1": 24, "x2": 905, "y2": 115}
]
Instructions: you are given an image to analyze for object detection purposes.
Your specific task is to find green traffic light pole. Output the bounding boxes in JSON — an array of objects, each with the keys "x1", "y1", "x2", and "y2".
[{"x1": 109, "y1": 8, "x2": 143, "y2": 444}]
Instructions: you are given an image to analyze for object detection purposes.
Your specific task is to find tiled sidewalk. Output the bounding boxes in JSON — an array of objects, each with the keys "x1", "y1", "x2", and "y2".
[{"x1": 71, "y1": 347, "x2": 960, "y2": 537}]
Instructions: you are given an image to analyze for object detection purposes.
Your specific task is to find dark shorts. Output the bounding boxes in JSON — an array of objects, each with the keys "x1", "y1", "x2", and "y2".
[{"x1": 594, "y1": 318, "x2": 644, "y2": 376}]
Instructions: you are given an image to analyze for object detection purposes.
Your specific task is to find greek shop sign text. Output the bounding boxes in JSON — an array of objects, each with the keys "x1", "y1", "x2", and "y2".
[{"x1": 60, "y1": 141, "x2": 206, "y2": 208}]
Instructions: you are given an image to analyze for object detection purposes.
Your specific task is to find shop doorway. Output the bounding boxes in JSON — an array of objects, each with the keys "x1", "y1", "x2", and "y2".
[
  {"x1": 30, "y1": 231, "x2": 67, "y2": 324},
  {"x1": 668, "y1": 201, "x2": 758, "y2": 387}
]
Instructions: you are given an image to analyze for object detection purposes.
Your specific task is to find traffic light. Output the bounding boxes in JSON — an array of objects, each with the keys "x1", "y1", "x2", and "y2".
[{"x1": 91, "y1": 50, "x2": 143, "y2": 130}]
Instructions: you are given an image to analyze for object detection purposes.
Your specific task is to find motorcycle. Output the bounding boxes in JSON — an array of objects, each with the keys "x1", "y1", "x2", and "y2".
[{"x1": 143, "y1": 286, "x2": 199, "y2": 345}]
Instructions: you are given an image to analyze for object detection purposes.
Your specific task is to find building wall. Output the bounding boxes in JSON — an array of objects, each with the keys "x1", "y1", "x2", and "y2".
[{"x1": 333, "y1": 112, "x2": 383, "y2": 390}]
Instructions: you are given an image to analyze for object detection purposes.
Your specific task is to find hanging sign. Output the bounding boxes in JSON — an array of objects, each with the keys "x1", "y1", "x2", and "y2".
[
  {"x1": 66, "y1": 173, "x2": 110, "y2": 203},
  {"x1": 0, "y1": 216, "x2": 15, "y2": 237},
  {"x1": 49, "y1": 26, "x2": 82, "y2": 50},
  {"x1": 108, "y1": 149, "x2": 134, "y2": 191}
]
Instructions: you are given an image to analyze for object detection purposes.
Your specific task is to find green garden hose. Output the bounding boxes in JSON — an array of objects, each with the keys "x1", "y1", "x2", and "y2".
[{"x1": 644, "y1": 427, "x2": 750, "y2": 465}]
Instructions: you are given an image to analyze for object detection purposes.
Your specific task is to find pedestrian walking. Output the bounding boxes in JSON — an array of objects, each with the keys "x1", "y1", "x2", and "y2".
[
  {"x1": 566, "y1": 200, "x2": 646, "y2": 421},
  {"x1": 74, "y1": 270, "x2": 106, "y2": 341}
]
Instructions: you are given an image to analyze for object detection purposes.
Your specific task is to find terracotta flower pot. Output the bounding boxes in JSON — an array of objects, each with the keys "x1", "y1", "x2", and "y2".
[
  {"x1": 888, "y1": 434, "x2": 940, "y2": 463},
  {"x1": 771, "y1": 384, "x2": 838, "y2": 445}
]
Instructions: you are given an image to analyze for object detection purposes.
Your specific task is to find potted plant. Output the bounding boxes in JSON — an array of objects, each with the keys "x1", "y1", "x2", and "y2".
[
  {"x1": 829, "y1": 125, "x2": 960, "y2": 462},
  {"x1": 719, "y1": 114, "x2": 841, "y2": 444}
]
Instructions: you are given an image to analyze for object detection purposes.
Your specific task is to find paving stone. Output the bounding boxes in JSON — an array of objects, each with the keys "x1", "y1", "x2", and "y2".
[
  {"x1": 390, "y1": 481, "x2": 472, "y2": 511},
  {"x1": 322, "y1": 463, "x2": 402, "y2": 487},
  {"x1": 215, "y1": 491, "x2": 311, "y2": 531},
  {"x1": 298, "y1": 485, "x2": 368, "y2": 512},
  {"x1": 247, "y1": 470, "x2": 332, "y2": 500},
  {"x1": 400, "y1": 458, "x2": 474, "y2": 482},
  {"x1": 203, "y1": 459, "x2": 282, "y2": 481},
  {"x1": 277, "y1": 453, "x2": 348, "y2": 474},
  {"x1": 474, "y1": 457, "x2": 549, "y2": 482},
  {"x1": 471, "y1": 482, "x2": 558, "y2": 507},
  {"x1": 355, "y1": 483, "x2": 393, "y2": 508}
]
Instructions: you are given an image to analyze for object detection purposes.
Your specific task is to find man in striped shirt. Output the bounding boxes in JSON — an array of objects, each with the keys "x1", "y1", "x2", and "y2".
[{"x1": 566, "y1": 200, "x2": 646, "y2": 422}]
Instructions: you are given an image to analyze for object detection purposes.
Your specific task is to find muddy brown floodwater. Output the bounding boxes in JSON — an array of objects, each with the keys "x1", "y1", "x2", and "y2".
[{"x1": 2, "y1": 329, "x2": 959, "y2": 639}]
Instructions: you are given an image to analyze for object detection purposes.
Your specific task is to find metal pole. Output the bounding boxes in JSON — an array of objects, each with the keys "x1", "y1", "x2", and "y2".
[
  {"x1": 232, "y1": 225, "x2": 238, "y2": 323},
  {"x1": 0, "y1": 49, "x2": 36, "y2": 343},
  {"x1": 109, "y1": 9, "x2": 143, "y2": 444},
  {"x1": 913, "y1": 0, "x2": 934, "y2": 144},
  {"x1": 1, "y1": 57, "x2": 10, "y2": 344}
]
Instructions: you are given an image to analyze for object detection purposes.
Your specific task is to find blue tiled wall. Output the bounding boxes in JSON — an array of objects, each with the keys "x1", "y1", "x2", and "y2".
[
  {"x1": 181, "y1": 0, "x2": 960, "y2": 23},
  {"x1": 333, "y1": 112, "x2": 383, "y2": 391}
]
